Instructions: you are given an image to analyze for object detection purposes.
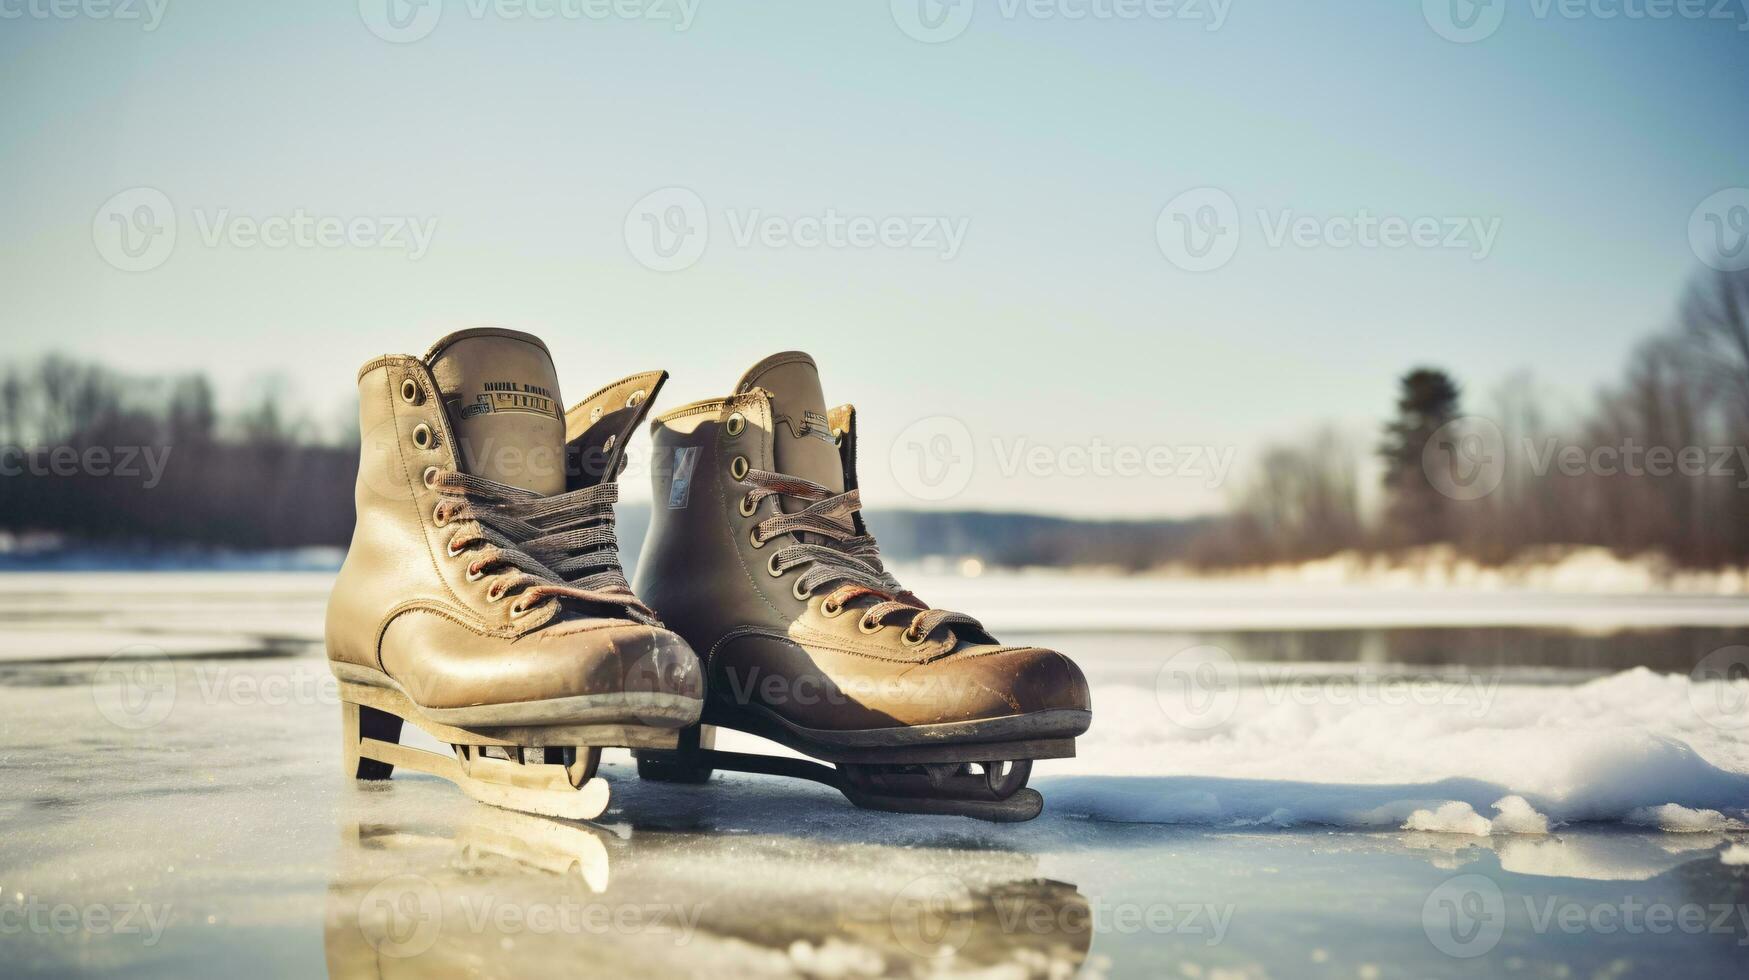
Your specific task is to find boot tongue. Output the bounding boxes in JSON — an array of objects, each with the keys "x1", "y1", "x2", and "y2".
[
  {"x1": 735, "y1": 351, "x2": 843, "y2": 494},
  {"x1": 425, "y1": 329, "x2": 566, "y2": 496}
]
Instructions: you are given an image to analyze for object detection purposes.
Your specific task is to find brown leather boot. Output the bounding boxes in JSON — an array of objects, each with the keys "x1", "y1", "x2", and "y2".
[
  {"x1": 631, "y1": 352, "x2": 1091, "y2": 821},
  {"x1": 327, "y1": 327, "x2": 703, "y2": 820}
]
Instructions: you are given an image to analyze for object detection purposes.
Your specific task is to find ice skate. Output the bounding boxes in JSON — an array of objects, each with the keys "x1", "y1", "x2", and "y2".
[
  {"x1": 327, "y1": 328, "x2": 703, "y2": 821},
  {"x1": 630, "y1": 352, "x2": 1091, "y2": 822}
]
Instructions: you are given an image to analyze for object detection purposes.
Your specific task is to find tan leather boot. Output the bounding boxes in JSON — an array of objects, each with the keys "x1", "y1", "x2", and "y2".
[
  {"x1": 327, "y1": 327, "x2": 703, "y2": 820},
  {"x1": 631, "y1": 352, "x2": 1090, "y2": 821}
]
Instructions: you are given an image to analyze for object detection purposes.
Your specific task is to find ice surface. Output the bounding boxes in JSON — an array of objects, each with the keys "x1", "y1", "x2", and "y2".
[{"x1": 1, "y1": 571, "x2": 1747, "y2": 977}]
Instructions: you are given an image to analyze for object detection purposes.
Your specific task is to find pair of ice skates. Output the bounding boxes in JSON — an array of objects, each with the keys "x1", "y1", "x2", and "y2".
[{"x1": 328, "y1": 329, "x2": 1091, "y2": 823}]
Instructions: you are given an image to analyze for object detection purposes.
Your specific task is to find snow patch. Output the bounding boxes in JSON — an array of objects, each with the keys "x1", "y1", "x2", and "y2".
[
  {"x1": 1625, "y1": 804, "x2": 1749, "y2": 833},
  {"x1": 1051, "y1": 667, "x2": 1749, "y2": 832},
  {"x1": 1402, "y1": 796, "x2": 1551, "y2": 837}
]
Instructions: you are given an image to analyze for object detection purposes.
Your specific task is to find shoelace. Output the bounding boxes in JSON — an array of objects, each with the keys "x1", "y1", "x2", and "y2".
[
  {"x1": 741, "y1": 468, "x2": 985, "y2": 643},
  {"x1": 432, "y1": 471, "x2": 656, "y2": 624}
]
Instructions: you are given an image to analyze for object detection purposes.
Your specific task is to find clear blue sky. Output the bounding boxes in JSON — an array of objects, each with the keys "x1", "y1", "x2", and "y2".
[{"x1": 3, "y1": 0, "x2": 1745, "y2": 515}]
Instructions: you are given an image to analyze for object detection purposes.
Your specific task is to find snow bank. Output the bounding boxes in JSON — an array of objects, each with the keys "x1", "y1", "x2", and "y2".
[
  {"x1": 1048, "y1": 667, "x2": 1749, "y2": 833},
  {"x1": 1180, "y1": 545, "x2": 1749, "y2": 595}
]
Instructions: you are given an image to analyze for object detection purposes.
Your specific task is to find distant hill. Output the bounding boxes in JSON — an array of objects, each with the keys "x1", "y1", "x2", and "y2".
[{"x1": 614, "y1": 503, "x2": 1209, "y2": 578}]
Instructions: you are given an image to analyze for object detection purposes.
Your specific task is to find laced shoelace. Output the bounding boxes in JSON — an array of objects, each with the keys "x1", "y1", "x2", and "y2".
[
  {"x1": 741, "y1": 468, "x2": 985, "y2": 644},
  {"x1": 431, "y1": 470, "x2": 656, "y2": 624}
]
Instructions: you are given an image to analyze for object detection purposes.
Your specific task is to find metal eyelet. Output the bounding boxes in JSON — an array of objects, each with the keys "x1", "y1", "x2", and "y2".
[
  {"x1": 510, "y1": 599, "x2": 536, "y2": 617},
  {"x1": 857, "y1": 615, "x2": 883, "y2": 635},
  {"x1": 730, "y1": 455, "x2": 749, "y2": 480},
  {"x1": 749, "y1": 527, "x2": 766, "y2": 549},
  {"x1": 767, "y1": 553, "x2": 783, "y2": 577},
  {"x1": 412, "y1": 423, "x2": 435, "y2": 450},
  {"x1": 821, "y1": 598, "x2": 844, "y2": 618},
  {"x1": 902, "y1": 627, "x2": 926, "y2": 647},
  {"x1": 792, "y1": 579, "x2": 811, "y2": 601},
  {"x1": 466, "y1": 563, "x2": 485, "y2": 583},
  {"x1": 432, "y1": 504, "x2": 449, "y2": 527},
  {"x1": 400, "y1": 378, "x2": 423, "y2": 405},
  {"x1": 725, "y1": 413, "x2": 745, "y2": 437},
  {"x1": 486, "y1": 581, "x2": 507, "y2": 603},
  {"x1": 627, "y1": 389, "x2": 646, "y2": 408},
  {"x1": 446, "y1": 536, "x2": 467, "y2": 558},
  {"x1": 422, "y1": 466, "x2": 440, "y2": 489},
  {"x1": 739, "y1": 493, "x2": 758, "y2": 517}
]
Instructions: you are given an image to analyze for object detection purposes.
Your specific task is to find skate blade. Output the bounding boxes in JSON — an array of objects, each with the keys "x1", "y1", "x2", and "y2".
[
  {"x1": 841, "y1": 786, "x2": 1044, "y2": 823},
  {"x1": 357, "y1": 733, "x2": 612, "y2": 822},
  {"x1": 341, "y1": 684, "x2": 679, "y2": 822}
]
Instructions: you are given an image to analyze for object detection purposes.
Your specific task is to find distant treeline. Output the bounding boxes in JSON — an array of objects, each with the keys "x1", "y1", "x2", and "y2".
[
  {"x1": 1191, "y1": 265, "x2": 1749, "y2": 569},
  {"x1": 3, "y1": 267, "x2": 1746, "y2": 569},
  {"x1": 0, "y1": 359, "x2": 354, "y2": 549}
]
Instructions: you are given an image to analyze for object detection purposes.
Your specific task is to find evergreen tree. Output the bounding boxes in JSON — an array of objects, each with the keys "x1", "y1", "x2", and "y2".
[{"x1": 1379, "y1": 368, "x2": 1461, "y2": 546}]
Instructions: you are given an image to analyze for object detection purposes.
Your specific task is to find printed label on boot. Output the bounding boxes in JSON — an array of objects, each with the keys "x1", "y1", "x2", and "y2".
[
  {"x1": 667, "y1": 446, "x2": 700, "y2": 509},
  {"x1": 457, "y1": 381, "x2": 561, "y2": 421}
]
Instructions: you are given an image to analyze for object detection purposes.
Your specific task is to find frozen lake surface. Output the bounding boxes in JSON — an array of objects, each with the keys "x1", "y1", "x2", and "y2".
[{"x1": 1, "y1": 571, "x2": 1746, "y2": 977}]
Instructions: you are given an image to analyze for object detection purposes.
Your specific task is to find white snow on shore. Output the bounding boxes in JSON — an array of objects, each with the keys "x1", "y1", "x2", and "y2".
[{"x1": 1050, "y1": 666, "x2": 1749, "y2": 833}]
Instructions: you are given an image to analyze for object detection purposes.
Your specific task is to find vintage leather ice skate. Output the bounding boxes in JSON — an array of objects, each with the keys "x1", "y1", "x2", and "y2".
[
  {"x1": 326, "y1": 328, "x2": 703, "y2": 820},
  {"x1": 630, "y1": 352, "x2": 1091, "y2": 821}
]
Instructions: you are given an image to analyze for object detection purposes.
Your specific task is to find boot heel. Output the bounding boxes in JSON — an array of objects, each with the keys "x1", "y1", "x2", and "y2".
[
  {"x1": 634, "y1": 724, "x2": 716, "y2": 784},
  {"x1": 342, "y1": 699, "x2": 403, "y2": 780}
]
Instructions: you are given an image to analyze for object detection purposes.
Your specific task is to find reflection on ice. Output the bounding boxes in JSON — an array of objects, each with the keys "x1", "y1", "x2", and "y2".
[
  {"x1": 1403, "y1": 830, "x2": 1740, "y2": 881},
  {"x1": 322, "y1": 806, "x2": 1095, "y2": 979}
]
